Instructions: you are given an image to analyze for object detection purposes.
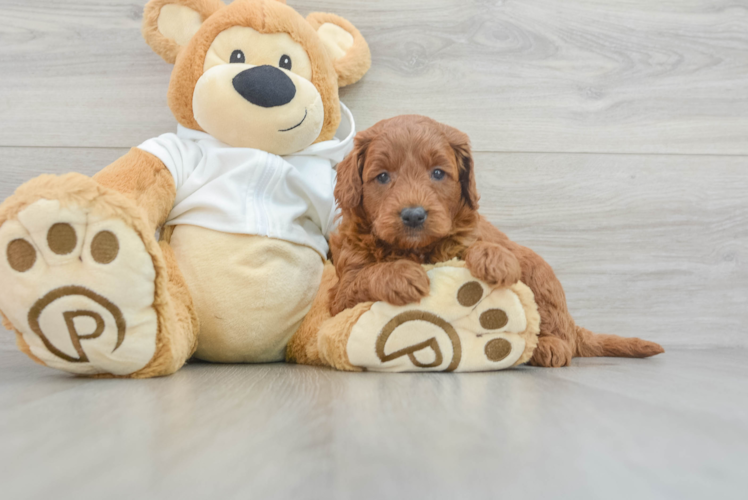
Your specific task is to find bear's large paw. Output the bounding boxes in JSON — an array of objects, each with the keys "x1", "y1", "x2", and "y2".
[
  {"x1": 345, "y1": 264, "x2": 540, "y2": 372},
  {"x1": 0, "y1": 193, "x2": 160, "y2": 376}
]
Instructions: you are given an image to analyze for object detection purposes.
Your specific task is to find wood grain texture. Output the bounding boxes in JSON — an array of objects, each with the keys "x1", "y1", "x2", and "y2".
[
  {"x1": 0, "y1": 348, "x2": 746, "y2": 500},
  {"x1": 473, "y1": 152, "x2": 748, "y2": 348},
  {"x1": 1, "y1": 148, "x2": 746, "y2": 349},
  {"x1": 0, "y1": 0, "x2": 747, "y2": 153},
  {"x1": 343, "y1": 0, "x2": 748, "y2": 154},
  {"x1": 0, "y1": 148, "x2": 126, "y2": 202}
]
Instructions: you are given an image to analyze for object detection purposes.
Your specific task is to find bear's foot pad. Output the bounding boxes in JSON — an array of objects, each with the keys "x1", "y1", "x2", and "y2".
[
  {"x1": 346, "y1": 264, "x2": 539, "y2": 372},
  {"x1": 0, "y1": 198, "x2": 159, "y2": 376}
]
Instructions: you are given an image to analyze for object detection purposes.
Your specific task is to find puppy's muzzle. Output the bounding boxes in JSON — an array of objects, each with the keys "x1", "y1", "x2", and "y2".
[
  {"x1": 232, "y1": 65, "x2": 296, "y2": 108},
  {"x1": 401, "y1": 207, "x2": 428, "y2": 229}
]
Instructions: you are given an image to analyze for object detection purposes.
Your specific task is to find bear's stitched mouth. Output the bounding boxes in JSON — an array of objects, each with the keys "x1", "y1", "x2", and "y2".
[{"x1": 279, "y1": 109, "x2": 307, "y2": 132}]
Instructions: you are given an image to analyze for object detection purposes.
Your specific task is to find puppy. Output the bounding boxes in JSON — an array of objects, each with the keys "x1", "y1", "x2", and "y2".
[{"x1": 329, "y1": 115, "x2": 664, "y2": 367}]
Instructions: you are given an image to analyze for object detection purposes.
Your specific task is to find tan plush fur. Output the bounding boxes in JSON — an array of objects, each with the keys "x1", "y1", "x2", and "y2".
[
  {"x1": 149, "y1": 241, "x2": 200, "y2": 374},
  {"x1": 285, "y1": 262, "x2": 337, "y2": 366},
  {"x1": 151, "y1": 0, "x2": 370, "y2": 143},
  {"x1": 316, "y1": 304, "x2": 369, "y2": 371},
  {"x1": 306, "y1": 13, "x2": 371, "y2": 88},
  {"x1": 170, "y1": 226, "x2": 324, "y2": 363},
  {"x1": 93, "y1": 148, "x2": 177, "y2": 231},
  {"x1": 286, "y1": 262, "x2": 366, "y2": 371},
  {"x1": 142, "y1": 0, "x2": 226, "y2": 64}
]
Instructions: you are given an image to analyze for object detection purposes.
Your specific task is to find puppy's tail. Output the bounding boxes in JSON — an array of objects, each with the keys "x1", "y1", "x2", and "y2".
[{"x1": 575, "y1": 326, "x2": 664, "y2": 358}]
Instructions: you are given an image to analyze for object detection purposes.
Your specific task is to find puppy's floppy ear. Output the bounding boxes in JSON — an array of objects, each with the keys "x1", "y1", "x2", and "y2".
[
  {"x1": 142, "y1": 0, "x2": 225, "y2": 64},
  {"x1": 307, "y1": 13, "x2": 372, "y2": 87},
  {"x1": 335, "y1": 132, "x2": 372, "y2": 211},
  {"x1": 444, "y1": 125, "x2": 480, "y2": 210}
]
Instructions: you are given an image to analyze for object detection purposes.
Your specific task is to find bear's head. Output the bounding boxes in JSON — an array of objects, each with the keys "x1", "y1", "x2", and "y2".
[{"x1": 142, "y1": 0, "x2": 370, "y2": 155}]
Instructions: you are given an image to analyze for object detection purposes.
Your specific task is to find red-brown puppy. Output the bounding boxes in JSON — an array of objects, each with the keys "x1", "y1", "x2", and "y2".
[{"x1": 329, "y1": 115, "x2": 664, "y2": 367}]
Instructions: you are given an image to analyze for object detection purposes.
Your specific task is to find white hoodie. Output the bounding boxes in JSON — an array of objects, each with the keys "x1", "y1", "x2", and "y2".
[{"x1": 137, "y1": 103, "x2": 355, "y2": 257}]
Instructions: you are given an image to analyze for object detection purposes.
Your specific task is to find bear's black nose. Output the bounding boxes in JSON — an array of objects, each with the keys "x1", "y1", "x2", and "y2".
[
  {"x1": 232, "y1": 65, "x2": 296, "y2": 108},
  {"x1": 401, "y1": 207, "x2": 428, "y2": 228}
]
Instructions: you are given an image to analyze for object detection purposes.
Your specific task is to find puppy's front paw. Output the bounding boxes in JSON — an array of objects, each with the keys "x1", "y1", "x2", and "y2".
[
  {"x1": 464, "y1": 242, "x2": 521, "y2": 287},
  {"x1": 380, "y1": 260, "x2": 430, "y2": 306}
]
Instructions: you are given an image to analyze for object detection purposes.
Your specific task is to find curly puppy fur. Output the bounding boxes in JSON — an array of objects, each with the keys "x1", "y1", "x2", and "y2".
[{"x1": 329, "y1": 115, "x2": 665, "y2": 367}]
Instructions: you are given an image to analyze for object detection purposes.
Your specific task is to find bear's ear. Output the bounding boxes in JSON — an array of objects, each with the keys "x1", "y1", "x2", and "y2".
[
  {"x1": 306, "y1": 13, "x2": 371, "y2": 87},
  {"x1": 142, "y1": 0, "x2": 225, "y2": 64}
]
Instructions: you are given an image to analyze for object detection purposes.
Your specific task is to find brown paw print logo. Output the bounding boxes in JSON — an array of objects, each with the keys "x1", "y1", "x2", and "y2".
[
  {"x1": 7, "y1": 224, "x2": 125, "y2": 363},
  {"x1": 375, "y1": 280, "x2": 513, "y2": 371},
  {"x1": 376, "y1": 311, "x2": 462, "y2": 371}
]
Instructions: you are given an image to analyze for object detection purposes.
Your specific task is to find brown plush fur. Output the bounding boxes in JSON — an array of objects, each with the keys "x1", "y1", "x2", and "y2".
[
  {"x1": 286, "y1": 262, "x2": 367, "y2": 371},
  {"x1": 142, "y1": 0, "x2": 226, "y2": 64},
  {"x1": 329, "y1": 115, "x2": 665, "y2": 367},
  {"x1": 142, "y1": 0, "x2": 370, "y2": 143},
  {"x1": 285, "y1": 262, "x2": 336, "y2": 366},
  {"x1": 93, "y1": 148, "x2": 177, "y2": 231},
  {"x1": 306, "y1": 12, "x2": 371, "y2": 88}
]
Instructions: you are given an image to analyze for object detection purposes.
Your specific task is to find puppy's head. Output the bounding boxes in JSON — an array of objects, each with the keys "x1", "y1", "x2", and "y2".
[{"x1": 336, "y1": 115, "x2": 479, "y2": 249}]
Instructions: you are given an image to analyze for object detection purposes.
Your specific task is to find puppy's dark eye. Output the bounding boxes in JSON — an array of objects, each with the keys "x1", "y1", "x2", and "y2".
[
  {"x1": 431, "y1": 168, "x2": 446, "y2": 181},
  {"x1": 230, "y1": 50, "x2": 245, "y2": 64},
  {"x1": 279, "y1": 54, "x2": 292, "y2": 70},
  {"x1": 376, "y1": 172, "x2": 391, "y2": 184}
]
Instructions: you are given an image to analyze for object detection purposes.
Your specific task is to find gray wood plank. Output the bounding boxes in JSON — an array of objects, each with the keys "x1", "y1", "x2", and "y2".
[
  {"x1": 1, "y1": 0, "x2": 747, "y2": 153},
  {"x1": 1, "y1": 147, "x2": 746, "y2": 351},
  {"x1": 473, "y1": 151, "x2": 748, "y2": 349},
  {"x1": 0, "y1": 147, "x2": 126, "y2": 203},
  {"x1": 0, "y1": 348, "x2": 746, "y2": 500}
]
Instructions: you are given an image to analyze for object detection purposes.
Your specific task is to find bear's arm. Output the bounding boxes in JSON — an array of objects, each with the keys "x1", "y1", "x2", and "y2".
[{"x1": 93, "y1": 148, "x2": 176, "y2": 233}]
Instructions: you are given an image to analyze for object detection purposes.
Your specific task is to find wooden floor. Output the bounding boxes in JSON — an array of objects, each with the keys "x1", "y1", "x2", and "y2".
[
  {"x1": 0, "y1": 0, "x2": 747, "y2": 497},
  {"x1": 1, "y1": 348, "x2": 747, "y2": 500}
]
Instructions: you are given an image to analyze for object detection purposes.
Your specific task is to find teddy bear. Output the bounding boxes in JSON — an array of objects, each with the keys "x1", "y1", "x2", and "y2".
[
  {"x1": 0, "y1": 0, "x2": 372, "y2": 377},
  {"x1": 0, "y1": 0, "x2": 544, "y2": 377}
]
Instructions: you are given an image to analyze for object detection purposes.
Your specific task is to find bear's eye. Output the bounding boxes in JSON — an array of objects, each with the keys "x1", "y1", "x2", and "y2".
[
  {"x1": 431, "y1": 168, "x2": 446, "y2": 181},
  {"x1": 376, "y1": 172, "x2": 391, "y2": 185},
  {"x1": 230, "y1": 50, "x2": 245, "y2": 64},
  {"x1": 279, "y1": 54, "x2": 292, "y2": 70}
]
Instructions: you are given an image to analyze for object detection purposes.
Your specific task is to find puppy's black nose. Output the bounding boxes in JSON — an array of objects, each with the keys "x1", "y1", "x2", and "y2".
[
  {"x1": 401, "y1": 207, "x2": 428, "y2": 228},
  {"x1": 232, "y1": 65, "x2": 296, "y2": 108}
]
